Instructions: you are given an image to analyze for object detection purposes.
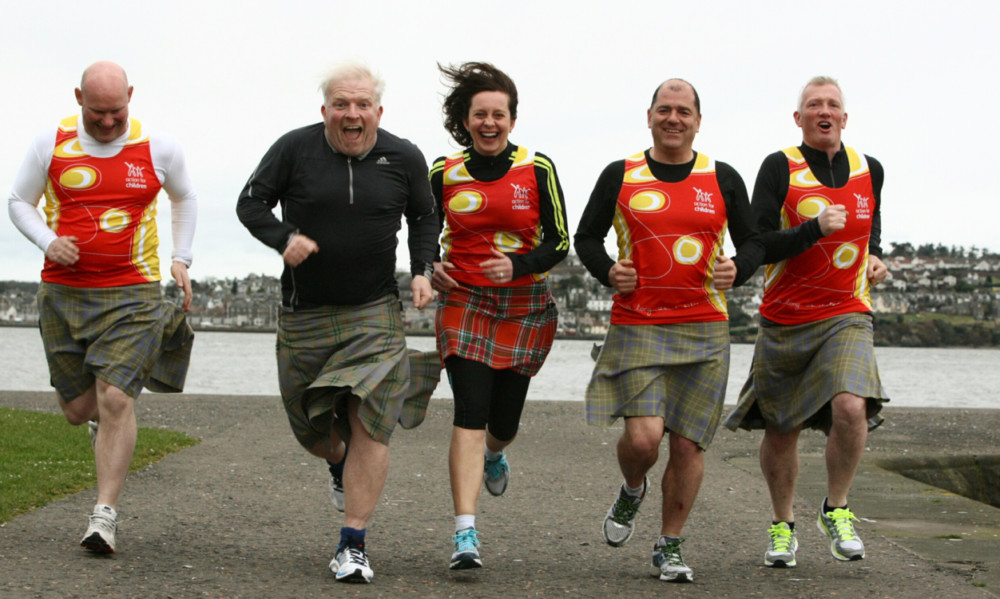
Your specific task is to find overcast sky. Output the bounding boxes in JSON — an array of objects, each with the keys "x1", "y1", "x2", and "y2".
[{"x1": 2, "y1": 0, "x2": 997, "y2": 282}]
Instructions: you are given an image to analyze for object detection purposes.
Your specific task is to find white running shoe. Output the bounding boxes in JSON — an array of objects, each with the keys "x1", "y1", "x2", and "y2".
[
  {"x1": 331, "y1": 542, "x2": 373, "y2": 583},
  {"x1": 81, "y1": 505, "x2": 117, "y2": 553}
]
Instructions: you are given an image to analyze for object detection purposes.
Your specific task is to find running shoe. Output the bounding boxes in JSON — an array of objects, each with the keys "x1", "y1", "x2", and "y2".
[
  {"x1": 764, "y1": 522, "x2": 798, "y2": 567},
  {"x1": 327, "y1": 449, "x2": 346, "y2": 512},
  {"x1": 817, "y1": 500, "x2": 865, "y2": 561},
  {"x1": 602, "y1": 477, "x2": 647, "y2": 547},
  {"x1": 650, "y1": 536, "x2": 693, "y2": 582},
  {"x1": 483, "y1": 452, "x2": 510, "y2": 496},
  {"x1": 328, "y1": 475, "x2": 344, "y2": 512},
  {"x1": 87, "y1": 420, "x2": 99, "y2": 451},
  {"x1": 330, "y1": 541, "x2": 373, "y2": 583},
  {"x1": 80, "y1": 505, "x2": 117, "y2": 553},
  {"x1": 449, "y1": 527, "x2": 483, "y2": 570}
]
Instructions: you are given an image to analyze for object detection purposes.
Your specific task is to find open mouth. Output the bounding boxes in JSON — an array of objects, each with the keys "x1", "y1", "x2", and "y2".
[
  {"x1": 819, "y1": 121, "x2": 832, "y2": 131},
  {"x1": 343, "y1": 126, "x2": 362, "y2": 141}
]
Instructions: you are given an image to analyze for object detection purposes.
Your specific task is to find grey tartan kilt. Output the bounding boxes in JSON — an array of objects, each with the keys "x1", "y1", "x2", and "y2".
[
  {"x1": 37, "y1": 281, "x2": 193, "y2": 400},
  {"x1": 276, "y1": 295, "x2": 441, "y2": 448},
  {"x1": 724, "y1": 312, "x2": 888, "y2": 434},
  {"x1": 585, "y1": 321, "x2": 730, "y2": 450}
]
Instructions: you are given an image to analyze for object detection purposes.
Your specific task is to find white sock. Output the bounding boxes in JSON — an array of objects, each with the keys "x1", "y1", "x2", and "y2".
[
  {"x1": 455, "y1": 514, "x2": 476, "y2": 532},
  {"x1": 94, "y1": 504, "x2": 117, "y2": 518},
  {"x1": 484, "y1": 446, "x2": 502, "y2": 460},
  {"x1": 623, "y1": 480, "x2": 645, "y2": 498}
]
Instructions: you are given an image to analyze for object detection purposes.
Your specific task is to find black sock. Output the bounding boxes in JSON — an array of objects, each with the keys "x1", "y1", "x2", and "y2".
[
  {"x1": 772, "y1": 520, "x2": 795, "y2": 531},
  {"x1": 327, "y1": 444, "x2": 349, "y2": 478},
  {"x1": 339, "y1": 526, "x2": 365, "y2": 550}
]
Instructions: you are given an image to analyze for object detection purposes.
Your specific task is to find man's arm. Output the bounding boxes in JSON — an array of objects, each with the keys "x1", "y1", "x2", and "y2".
[
  {"x1": 402, "y1": 144, "x2": 438, "y2": 307},
  {"x1": 574, "y1": 161, "x2": 625, "y2": 288},
  {"x1": 8, "y1": 128, "x2": 60, "y2": 255},
  {"x1": 154, "y1": 134, "x2": 199, "y2": 310},
  {"x1": 236, "y1": 137, "x2": 298, "y2": 253},
  {"x1": 867, "y1": 155, "x2": 885, "y2": 259},
  {"x1": 154, "y1": 135, "x2": 198, "y2": 265},
  {"x1": 752, "y1": 151, "x2": 825, "y2": 264},
  {"x1": 716, "y1": 162, "x2": 763, "y2": 288}
]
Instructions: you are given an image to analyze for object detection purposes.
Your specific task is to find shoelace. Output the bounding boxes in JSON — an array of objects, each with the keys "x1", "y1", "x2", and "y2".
[
  {"x1": 659, "y1": 539, "x2": 686, "y2": 565},
  {"x1": 611, "y1": 493, "x2": 640, "y2": 524},
  {"x1": 89, "y1": 512, "x2": 116, "y2": 531},
  {"x1": 484, "y1": 456, "x2": 507, "y2": 479},
  {"x1": 342, "y1": 546, "x2": 368, "y2": 566},
  {"x1": 452, "y1": 529, "x2": 480, "y2": 551},
  {"x1": 768, "y1": 525, "x2": 794, "y2": 551},
  {"x1": 827, "y1": 508, "x2": 860, "y2": 541}
]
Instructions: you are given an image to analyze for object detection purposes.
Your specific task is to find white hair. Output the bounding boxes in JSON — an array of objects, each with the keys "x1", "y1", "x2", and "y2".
[
  {"x1": 798, "y1": 76, "x2": 845, "y2": 111},
  {"x1": 319, "y1": 59, "x2": 385, "y2": 106}
]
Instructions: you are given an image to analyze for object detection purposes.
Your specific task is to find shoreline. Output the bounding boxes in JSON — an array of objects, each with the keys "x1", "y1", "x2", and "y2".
[{"x1": 1, "y1": 320, "x2": 997, "y2": 348}]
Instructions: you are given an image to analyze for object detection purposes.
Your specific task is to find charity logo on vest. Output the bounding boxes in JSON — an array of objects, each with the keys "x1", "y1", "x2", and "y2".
[
  {"x1": 854, "y1": 192, "x2": 872, "y2": 220},
  {"x1": 510, "y1": 183, "x2": 533, "y2": 210},
  {"x1": 124, "y1": 161, "x2": 149, "y2": 190},
  {"x1": 692, "y1": 186, "x2": 716, "y2": 215}
]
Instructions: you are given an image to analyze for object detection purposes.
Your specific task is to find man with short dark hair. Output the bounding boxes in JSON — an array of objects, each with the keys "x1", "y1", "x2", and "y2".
[
  {"x1": 725, "y1": 76, "x2": 889, "y2": 569},
  {"x1": 8, "y1": 60, "x2": 198, "y2": 554},
  {"x1": 575, "y1": 78, "x2": 762, "y2": 583},
  {"x1": 237, "y1": 59, "x2": 438, "y2": 584}
]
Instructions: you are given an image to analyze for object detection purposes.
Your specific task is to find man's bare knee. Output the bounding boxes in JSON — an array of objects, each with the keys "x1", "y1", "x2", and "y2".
[{"x1": 60, "y1": 387, "x2": 97, "y2": 426}]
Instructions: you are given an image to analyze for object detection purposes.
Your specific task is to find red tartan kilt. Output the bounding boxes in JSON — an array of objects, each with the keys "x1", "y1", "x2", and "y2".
[{"x1": 435, "y1": 281, "x2": 557, "y2": 377}]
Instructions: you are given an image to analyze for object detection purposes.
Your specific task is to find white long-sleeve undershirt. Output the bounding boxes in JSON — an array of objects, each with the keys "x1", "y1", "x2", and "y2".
[{"x1": 7, "y1": 118, "x2": 198, "y2": 266}]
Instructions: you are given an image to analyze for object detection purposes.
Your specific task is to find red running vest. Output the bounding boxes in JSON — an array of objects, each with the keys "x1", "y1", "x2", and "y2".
[
  {"x1": 43, "y1": 115, "x2": 164, "y2": 287},
  {"x1": 440, "y1": 147, "x2": 543, "y2": 287},
  {"x1": 759, "y1": 146, "x2": 875, "y2": 325},
  {"x1": 611, "y1": 151, "x2": 730, "y2": 325}
]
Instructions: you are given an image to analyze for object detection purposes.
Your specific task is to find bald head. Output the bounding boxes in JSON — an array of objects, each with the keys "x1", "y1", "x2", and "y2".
[
  {"x1": 650, "y1": 78, "x2": 700, "y2": 114},
  {"x1": 80, "y1": 61, "x2": 129, "y2": 91},
  {"x1": 75, "y1": 61, "x2": 133, "y2": 143}
]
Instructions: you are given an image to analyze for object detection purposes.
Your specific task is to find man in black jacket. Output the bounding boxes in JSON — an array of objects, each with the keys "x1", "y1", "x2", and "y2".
[{"x1": 237, "y1": 60, "x2": 437, "y2": 584}]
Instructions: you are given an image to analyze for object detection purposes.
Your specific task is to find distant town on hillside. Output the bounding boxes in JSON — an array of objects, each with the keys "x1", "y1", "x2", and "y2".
[{"x1": 3, "y1": 242, "x2": 999, "y2": 347}]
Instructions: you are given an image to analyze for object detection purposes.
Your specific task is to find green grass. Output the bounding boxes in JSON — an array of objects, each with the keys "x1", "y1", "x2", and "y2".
[{"x1": 0, "y1": 407, "x2": 199, "y2": 523}]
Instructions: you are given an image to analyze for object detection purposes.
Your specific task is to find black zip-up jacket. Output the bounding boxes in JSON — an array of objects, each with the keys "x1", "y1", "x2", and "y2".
[
  {"x1": 237, "y1": 124, "x2": 438, "y2": 309},
  {"x1": 752, "y1": 142, "x2": 884, "y2": 265}
]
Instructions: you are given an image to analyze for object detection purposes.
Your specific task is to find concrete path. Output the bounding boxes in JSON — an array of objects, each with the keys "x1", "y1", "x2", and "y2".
[{"x1": 1, "y1": 391, "x2": 998, "y2": 598}]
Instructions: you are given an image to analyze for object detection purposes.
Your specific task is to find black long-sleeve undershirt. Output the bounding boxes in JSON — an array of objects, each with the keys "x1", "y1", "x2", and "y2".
[{"x1": 752, "y1": 143, "x2": 884, "y2": 265}]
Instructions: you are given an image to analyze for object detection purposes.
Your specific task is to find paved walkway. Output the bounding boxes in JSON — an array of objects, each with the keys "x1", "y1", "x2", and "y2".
[{"x1": 1, "y1": 391, "x2": 999, "y2": 598}]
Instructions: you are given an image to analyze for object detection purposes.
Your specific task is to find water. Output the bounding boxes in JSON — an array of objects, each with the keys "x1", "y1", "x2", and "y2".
[{"x1": 1, "y1": 327, "x2": 996, "y2": 408}]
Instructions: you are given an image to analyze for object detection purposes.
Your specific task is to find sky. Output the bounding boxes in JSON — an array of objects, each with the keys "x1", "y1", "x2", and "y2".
[{"x1": 2, "y1": 0, "x2": 997, "y2": 282}]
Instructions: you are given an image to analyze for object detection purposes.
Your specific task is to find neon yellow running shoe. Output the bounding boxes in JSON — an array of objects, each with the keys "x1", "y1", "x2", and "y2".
[
  {"x1": 817, "y1": 501, "x2": 865, "y2": 561},
  {"x1": 764, "y1": 522, "x2": 798, "y2": 567}
]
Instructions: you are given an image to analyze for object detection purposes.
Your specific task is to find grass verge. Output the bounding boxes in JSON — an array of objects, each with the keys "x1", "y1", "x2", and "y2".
[{"x1": 0, "y1": 406, "x2": 199, "y2": 523}]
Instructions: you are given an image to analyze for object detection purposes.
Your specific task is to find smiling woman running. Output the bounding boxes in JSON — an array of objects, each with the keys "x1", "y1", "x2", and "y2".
[{"x1": 428, "y1": 61, "x2": 570, "y2": 571}]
